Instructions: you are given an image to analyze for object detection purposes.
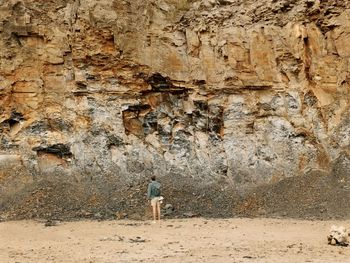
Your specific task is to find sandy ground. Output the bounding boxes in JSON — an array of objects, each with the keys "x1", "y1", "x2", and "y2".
[{"x1": 1, "y1": 218, "x2": 350, "y2": 263}]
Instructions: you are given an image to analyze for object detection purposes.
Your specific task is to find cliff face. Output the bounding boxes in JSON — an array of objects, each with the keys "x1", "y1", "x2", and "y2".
[{"x1": 1, "y1": 0, "x2": 350, "y2": 219}]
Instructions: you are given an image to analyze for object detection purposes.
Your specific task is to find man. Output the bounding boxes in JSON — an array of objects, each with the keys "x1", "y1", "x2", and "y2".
[{"x1": 147, "y1": 176, "x2": 162, "y2": 223}]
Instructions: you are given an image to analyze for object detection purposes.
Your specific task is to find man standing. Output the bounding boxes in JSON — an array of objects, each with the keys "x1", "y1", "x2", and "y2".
[{"x1": 147, "y1": 176, "x2": 162, "y2": 223}]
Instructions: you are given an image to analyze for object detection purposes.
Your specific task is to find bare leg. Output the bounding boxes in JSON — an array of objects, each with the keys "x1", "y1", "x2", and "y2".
[
  {"x1": 152, "y1": 204, "x2": 157, "y2": 222},
  {"x1": 156, "y1": 201, "x2": 161, "y2": 222}
]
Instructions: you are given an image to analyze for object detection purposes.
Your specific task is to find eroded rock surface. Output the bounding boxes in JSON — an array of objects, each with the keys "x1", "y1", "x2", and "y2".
[{"x1": 1, "y1": 0, "x2": 350, "y2": 219}]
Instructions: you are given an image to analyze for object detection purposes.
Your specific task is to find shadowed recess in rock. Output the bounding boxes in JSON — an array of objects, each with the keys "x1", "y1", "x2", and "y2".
[
  {"x1": 32, "y1": 144, "x2": 73, "y2": 158},
  {"x1": 1, "y1": 112, "x2": 24, "y2": 129},
  {"x1": 144, "y1": 73, "x2": 189, "y2": 94},
  {"x1": 106, "y1": 135, "x2": 124, "y2": 148}
]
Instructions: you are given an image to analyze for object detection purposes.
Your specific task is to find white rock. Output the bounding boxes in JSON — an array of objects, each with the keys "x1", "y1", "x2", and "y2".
[{"x1": 328, "y1": 225, "x2": 349, "y2": 246}]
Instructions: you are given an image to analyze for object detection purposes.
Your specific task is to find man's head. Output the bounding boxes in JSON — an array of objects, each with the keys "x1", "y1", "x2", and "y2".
[{"x1": 151, "y1": 175, "x2": 156, "y2": 181}]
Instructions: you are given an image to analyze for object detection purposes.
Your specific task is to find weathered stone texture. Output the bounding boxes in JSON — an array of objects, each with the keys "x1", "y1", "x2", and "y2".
[{"x1": 1, "y1": 0, "x2": 350, "y2": 218}]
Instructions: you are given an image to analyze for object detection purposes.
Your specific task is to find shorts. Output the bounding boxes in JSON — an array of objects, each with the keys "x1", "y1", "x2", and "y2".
[{"x1": 151, "y1": 196, "x2": 162, "y2": 207}]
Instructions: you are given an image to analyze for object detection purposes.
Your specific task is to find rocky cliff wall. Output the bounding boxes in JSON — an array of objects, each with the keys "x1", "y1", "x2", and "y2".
[{"x1": 1, "y1": 0, "x2": 350, "y2": 219}]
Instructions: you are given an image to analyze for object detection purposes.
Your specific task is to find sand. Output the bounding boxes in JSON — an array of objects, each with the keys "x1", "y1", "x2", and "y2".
[{"x1": 1, "y1": 218, "x2": 350, "y2": 263}]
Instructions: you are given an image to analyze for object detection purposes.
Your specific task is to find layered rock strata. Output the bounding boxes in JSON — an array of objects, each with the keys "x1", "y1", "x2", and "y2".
[{"x1": 1, "y1": 0, "x2": 350, "y2": 219}]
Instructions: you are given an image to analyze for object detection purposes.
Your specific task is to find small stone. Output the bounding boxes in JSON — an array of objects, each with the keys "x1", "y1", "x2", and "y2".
[
  {"x1": 44, "y1": 220, "x2": 59, "y2": 227},
  {"x1": 164, "y1": 203, "x2": 174, "y2": 215},
  {"x1": 115, "y1": 212, "x2": 128, "y2": 220},
  {"x1": 183, "y1": 212, "x2": 199, "y2": 218}
]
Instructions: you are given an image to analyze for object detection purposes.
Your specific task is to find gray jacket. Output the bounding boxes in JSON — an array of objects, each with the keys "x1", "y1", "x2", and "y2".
[{"x1": 147, "y1": 181, "x2": 161, "y2": 199}]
